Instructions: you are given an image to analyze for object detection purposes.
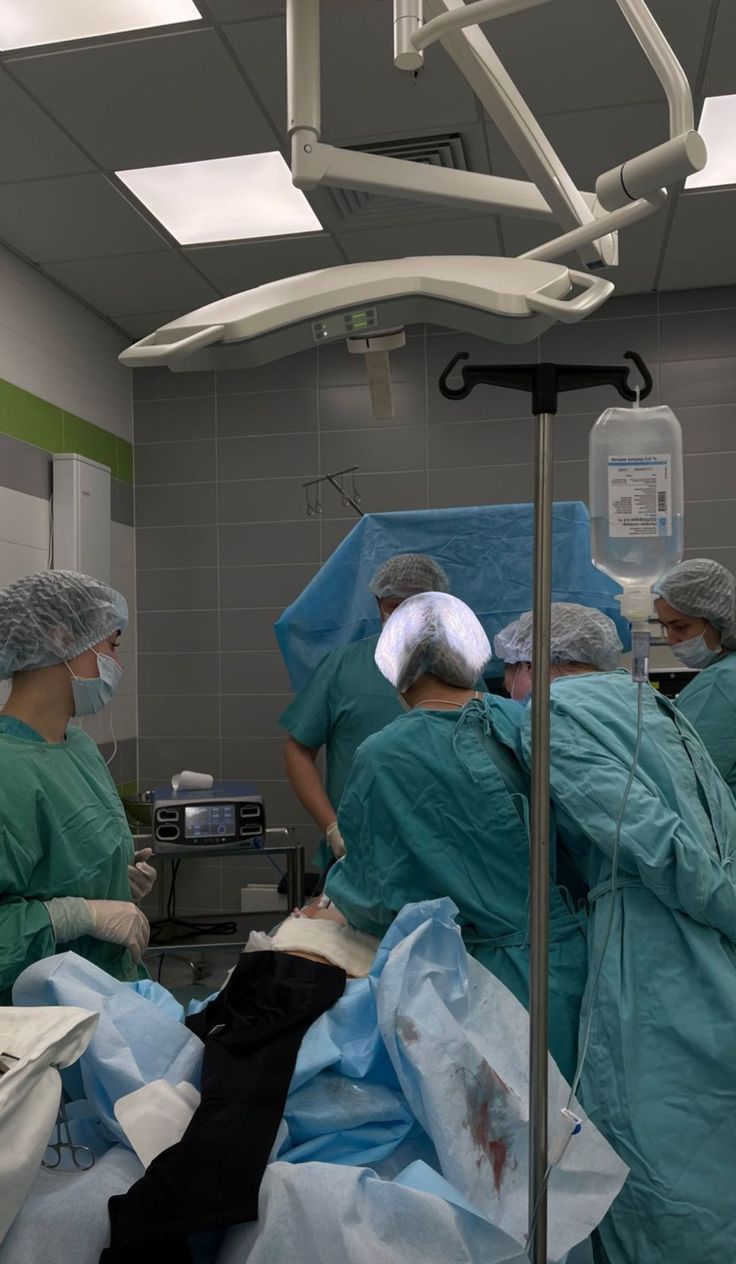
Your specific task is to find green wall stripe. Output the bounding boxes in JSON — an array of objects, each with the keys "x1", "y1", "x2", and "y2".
[
  {"x1": 0, "y1": 378, "x2": 133, "y2": 483},
  {"x1": 0, "y1": 379, "x2": 63, "y2": 451},
  {"x1": 62, "y1": 412, "x2": 119, "y2": 475}
]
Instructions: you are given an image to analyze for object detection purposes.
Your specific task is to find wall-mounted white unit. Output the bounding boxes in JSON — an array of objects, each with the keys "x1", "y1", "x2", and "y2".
[{"x1": 52, "y1": 453, "x2": 111, "y2": 584}]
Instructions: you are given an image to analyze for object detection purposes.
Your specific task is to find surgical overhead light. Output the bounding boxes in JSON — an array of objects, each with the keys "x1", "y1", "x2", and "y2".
[
  {"x1": 119, "y1": 254, "x2": 615, "y2": 372},
  {"x1": 121, "y1": 0, "x2": 707, "y2": 397}
]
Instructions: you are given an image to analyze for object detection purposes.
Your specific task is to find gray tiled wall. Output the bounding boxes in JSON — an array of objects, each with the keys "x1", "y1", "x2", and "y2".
[
  {"x1": 99, "y1": 736, "x2": 137, "y2": 786},
  {"x1": 133, "y1": 285, "x2": 736, "y2": 912}
]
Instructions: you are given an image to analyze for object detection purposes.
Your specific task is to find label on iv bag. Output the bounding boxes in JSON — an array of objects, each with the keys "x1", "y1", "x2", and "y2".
[{"x1": 606, "y1": 454, "x2": 672, "y2": 538}]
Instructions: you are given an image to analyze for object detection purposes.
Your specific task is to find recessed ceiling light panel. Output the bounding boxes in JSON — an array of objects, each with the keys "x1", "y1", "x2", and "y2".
[
  {"x1": 117, "y1": 153, "x2": 323, "y2": 245},
  {"x1": 686, "y1": 95, "x2": 736, "y2": 190},
  {"x1": 0, "y1": 1, "x2": 201, "y2": 50}
]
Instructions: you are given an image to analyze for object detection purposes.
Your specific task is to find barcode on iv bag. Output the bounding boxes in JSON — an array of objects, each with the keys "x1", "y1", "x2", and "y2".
[{"x1": 607, "y1": 453, "x2": 672, "y2": 538}]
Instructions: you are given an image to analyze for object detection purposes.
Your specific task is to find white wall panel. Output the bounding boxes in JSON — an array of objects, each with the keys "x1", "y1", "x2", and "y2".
[
  {"x1": 0, "y1": 540, "x2": 48, "y2": 588},
  {"x1": 0, "y1": 487, "x2": 50, "y2": 550},
  {"x1": 0, "y1": 241, "x2": 131, "y2": 440}
]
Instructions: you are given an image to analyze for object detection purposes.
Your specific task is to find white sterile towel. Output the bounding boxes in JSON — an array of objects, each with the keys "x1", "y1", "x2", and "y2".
[
  {"x1": 0, "y1": 1006, "x2": 98, "y2": 1244},
  {"x1": 249, "y1": 919, "x2": 380, "y2": 978},
  {"x1": 114, "y1": 1080, "x2": 201, "y2": 1168}
]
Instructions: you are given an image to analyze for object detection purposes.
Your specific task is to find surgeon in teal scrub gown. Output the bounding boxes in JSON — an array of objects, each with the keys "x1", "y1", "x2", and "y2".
[
  {"x1": 325, "y1": 591, "x2": 587, "y2": 1081},
  {"x1": 0, "y1": 569, "x2": 153, "y2": 1003},
  {"x1": 280, "y1": 553, "x2": 452, "y2": 868},
  {"x1": 495, "y1": 601, "x2": 736, "y2": 1264},
  {"x1": 654, "y1": 557, "x2": 736, "y2": 796}
]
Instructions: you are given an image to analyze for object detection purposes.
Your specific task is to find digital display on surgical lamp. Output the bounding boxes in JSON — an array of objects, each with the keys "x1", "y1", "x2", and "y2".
[
  {"x1": 312, "y1": 307, "x2": 378, "y2": 342},
  {"x1": 184, "y1": 804, "x2": 236, "y2": 840}
]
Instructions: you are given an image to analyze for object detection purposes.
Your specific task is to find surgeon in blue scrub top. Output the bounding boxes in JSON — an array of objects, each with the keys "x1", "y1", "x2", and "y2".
[
  {"x1": 280, "y1": 554, "x2": 451, "y2": 869},
  {"x1": 654, "y1": 557, "x2": 736, "y2": 796},
  {"x1": 495, "y1": 602, "x2": 736, "y2": 1264}
]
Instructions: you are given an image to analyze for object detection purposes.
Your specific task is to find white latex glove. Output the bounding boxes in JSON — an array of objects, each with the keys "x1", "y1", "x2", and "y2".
[
  {"x1": 325, "y1": 821, "x2": 346, "y2": 859},
  {"x1": 86, "y1": 900, "x2": 150, "y2": 964},
  {"x1": 128, "y1": 848, "x2": 157, "y2": 902},
  {"x1": 44, "y1": 895, "x2": 95, "y2": 944},
  {"x1": 297, "y1": 898, "x2": 348, "y2": 925}
]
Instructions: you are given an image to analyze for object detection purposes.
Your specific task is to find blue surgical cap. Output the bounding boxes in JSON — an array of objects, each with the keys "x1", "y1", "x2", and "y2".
[
  {"x1": 494, "y1": 603, "x2": 622, "y2": 671},
  {"x1": 0, "y1": 570, "x2": 128, "y2": 677},
  {"x1": 369, "y1": 553, "x2": 450, "y2": 600},
  {"x1": 654, "y1": 558, "x2": 736, "y2": 650}
]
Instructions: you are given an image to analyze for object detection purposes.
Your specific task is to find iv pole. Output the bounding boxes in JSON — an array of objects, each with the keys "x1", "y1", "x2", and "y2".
[
  {"x1": 440, "y1": 350, "x2": 652, "y2": 1264},
  {"x1": 282, "y1": 3, "x2": 688, "y2": 1258},
  {"x1": 303, "y1": 467, "x2": 364, "y2": 517}
]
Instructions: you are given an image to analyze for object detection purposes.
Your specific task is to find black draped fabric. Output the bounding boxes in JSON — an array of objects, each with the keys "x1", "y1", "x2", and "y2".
[{"x1": 101, "y1": 951, "x2": 346, "y2": 1264}]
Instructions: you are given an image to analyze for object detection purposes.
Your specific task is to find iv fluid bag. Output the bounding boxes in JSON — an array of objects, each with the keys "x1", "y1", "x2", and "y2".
[{"x1": 589, "y1": 404, "x2": 684, "y2": 588}]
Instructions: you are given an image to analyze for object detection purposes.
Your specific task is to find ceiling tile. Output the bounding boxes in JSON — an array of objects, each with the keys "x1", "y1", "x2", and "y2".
[
  {"x1": 207, "y1": 0, "x2": 280, "y2": 15},
  {"x1": 487, "y1": 100, "x2": 668, "y2": 190},
  {"x1": 208, "y1": 0, "x2": 382, "y2": 16},
  {"x1": 0, "y1": 68, "x2": 94, "y2": 182},
  {"x1": 44, "y1": 252, "x2": 219, "y2": 315},
  {"x1": 228, "y1": 3, "x2": 479, "y2": 144},
  {"x1": 336, "y1": 215, "x2": 501, "y2": 262},
  {"x1": 0, "y1": 173, "x2": 167, "y2": 262},
  {"x1": 701, "y1": 2, "x2": 736, "y2": 97},
  {"x1": 7, "y1": 29, "x2": 278, "y2": 170},
  {"x1": 484, "y1": 0, "x2": 711, "y2": 115},
  {"x1": 322, "y1": 5, "x2": 480, "y2": 139},
  {"x1": 183, "y1": 233, "x2": 344, "y2": 294},
  {"x1": 664, "y1": 190, "x2": 736, "y2": 263}
]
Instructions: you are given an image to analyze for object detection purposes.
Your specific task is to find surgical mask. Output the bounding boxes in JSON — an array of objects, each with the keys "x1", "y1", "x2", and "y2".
[
  {"x1": 66, "y1": 653, "x2": 123, "y2": 716},
  {"x1": 670, "y1": 634, "x2": 721, "y2": 670}
]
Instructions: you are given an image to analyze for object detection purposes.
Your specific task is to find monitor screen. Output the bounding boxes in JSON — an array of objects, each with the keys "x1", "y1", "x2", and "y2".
[{"x1": 184, "y1": 803, "x2": 236, "y2": 840}]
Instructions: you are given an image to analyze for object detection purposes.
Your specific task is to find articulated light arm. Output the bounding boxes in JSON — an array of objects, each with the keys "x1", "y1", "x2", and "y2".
[
  {"x1": 405, "y1": 0, "x2": 694, "y2": 136},
  {"x1": 287, "y1": 0, "x2": 608, "y2": 263},
  {"x1": 287, "y1": 0, "x2": 626, "y2": 267},
  {"x1": 523, "y1": 191, "x2": 667, "y2": 263},
  {"x1": 593, "y1": 0, "x2": 704, "y2": 209},
  {"x1": 118, "y1": 0, "x2": 707, "y2": 374},
  {"x1": 615, "y1": 0, "x2": 693, "y2": 134},
  {"x1": 421, "y1": 0, "x2": 614, "y2": 267},
  {"x1": 400, "y1": 0, "x2": 556, "y2": 58},
  {"x1": 400, "y1": 0, "x2": 705, "y2": 225},
  {"x1": 287, "y1": 0, "x2": 704, "y2": 269},
  {"x1": 292, "y1": 136, "x2": 571, "y2": 221}
]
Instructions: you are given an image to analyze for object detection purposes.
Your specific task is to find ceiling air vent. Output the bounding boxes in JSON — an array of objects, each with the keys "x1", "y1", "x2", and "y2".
[{"x1": 328, "y1": 132, "x2": 471, "y2": 225}]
